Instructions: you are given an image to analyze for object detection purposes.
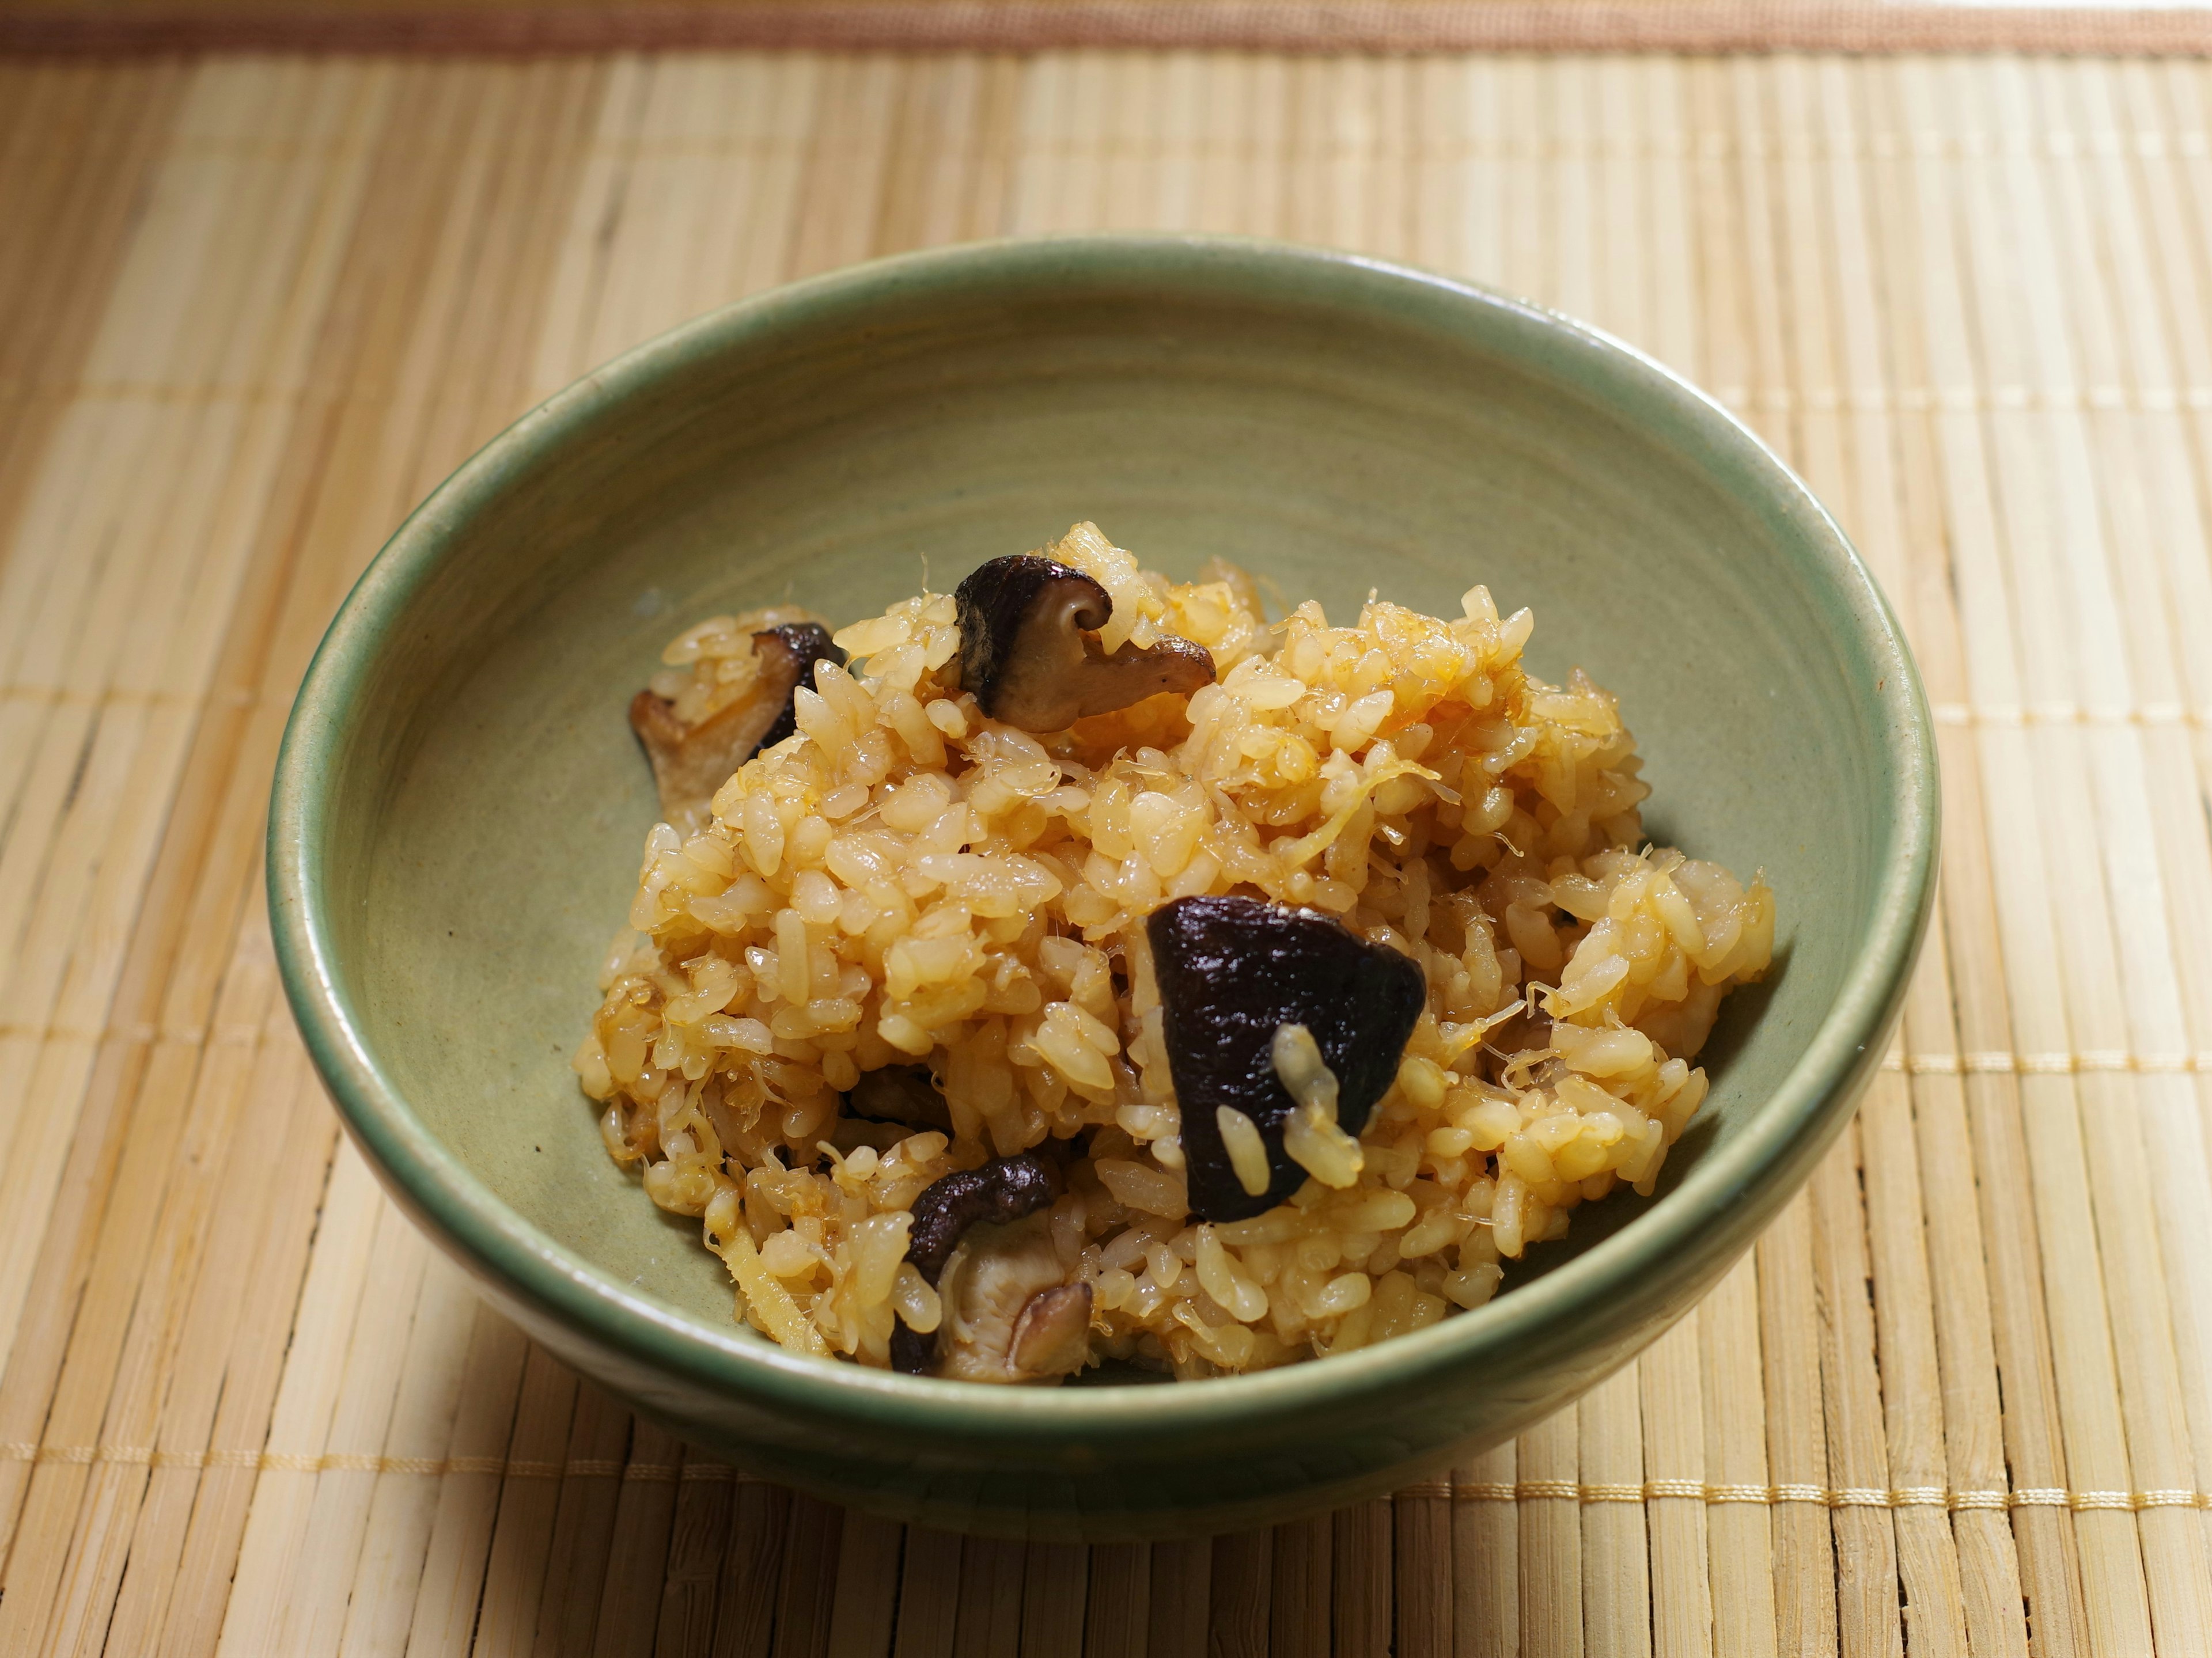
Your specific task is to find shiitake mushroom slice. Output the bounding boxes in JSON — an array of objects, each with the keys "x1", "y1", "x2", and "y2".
[
  {"x1": 903, "y1": 1152, "x2": 1060, "y2": 1285},
  {"x1": 1146, "y1": 895, "x2": 1427, "y2": 1223},
  {"x1": 952, "y1": 555, "x2": 1214, "y2": 732},
  {"x1": 630, "y1": 621, "x2": 846, "y2": 833},
  {"x1": 889, "y1": 1151, "x2": 1092, "y2": 1383}
]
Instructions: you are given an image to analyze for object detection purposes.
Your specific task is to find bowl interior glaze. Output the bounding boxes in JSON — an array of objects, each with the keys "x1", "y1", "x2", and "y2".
[{"x1": 272, "y1": 237, "x2": 1933, "y2": 1537}]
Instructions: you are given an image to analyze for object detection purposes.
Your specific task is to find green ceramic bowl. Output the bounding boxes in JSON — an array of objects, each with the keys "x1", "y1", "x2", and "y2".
[{"x1": 269, "y1": 236, "x2": 1935, "y2": 1539}]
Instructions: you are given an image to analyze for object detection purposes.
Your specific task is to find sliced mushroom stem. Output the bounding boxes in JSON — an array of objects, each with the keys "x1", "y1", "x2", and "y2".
[
  {"x1": 953, "y1": 553, "x2": 1214, "y2": 732},
  {"x1": 1008, "y1": 1282, "x2": 1096, "y2": 1379},
  {"x1": 932, "y1": 1214, "x2": 1095, "y2": 1385}
]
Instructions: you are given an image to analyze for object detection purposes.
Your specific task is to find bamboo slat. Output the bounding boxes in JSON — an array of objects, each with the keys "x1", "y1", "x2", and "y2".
[
  {"x1": 4, "y1": 43, "x2": 2212, "y2": 1658},
  {"x1": 25, "y1": 1, "x2": 2212, "y2": 62}
]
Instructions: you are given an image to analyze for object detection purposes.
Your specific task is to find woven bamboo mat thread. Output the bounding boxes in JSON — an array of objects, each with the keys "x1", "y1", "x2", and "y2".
[{"x1": 4, "y1": 47, "x2": 2212, "y2": 1657}]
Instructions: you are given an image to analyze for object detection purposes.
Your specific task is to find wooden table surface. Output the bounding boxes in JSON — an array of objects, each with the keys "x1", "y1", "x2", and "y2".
[{"x1": 2, "y1": 26, "x2": 2212, "y2": 1657}]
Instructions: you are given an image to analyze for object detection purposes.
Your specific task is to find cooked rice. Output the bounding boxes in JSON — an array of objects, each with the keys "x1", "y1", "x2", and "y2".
[{"x1": 574, "y1": 523, "x2": 1773, "y2": 1378}]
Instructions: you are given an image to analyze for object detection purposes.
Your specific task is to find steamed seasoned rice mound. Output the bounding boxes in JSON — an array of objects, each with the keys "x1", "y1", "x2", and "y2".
[{"x1": 574, "y1": 523, "x2": 1774, "y2": 1381}]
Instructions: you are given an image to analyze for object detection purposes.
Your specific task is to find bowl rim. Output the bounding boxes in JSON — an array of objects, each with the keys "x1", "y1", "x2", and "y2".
[{"x1": 268, "y1": 232, "x2": 1937, "y2": 1444}]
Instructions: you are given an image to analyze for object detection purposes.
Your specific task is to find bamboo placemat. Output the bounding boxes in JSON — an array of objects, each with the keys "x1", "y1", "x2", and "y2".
[
  {"x1": 20, "y1": 3, "x2": 2212, "y2": 60},
  {"x1": 5, "y1": 44, "x2": 2212, "y2": 1658}
]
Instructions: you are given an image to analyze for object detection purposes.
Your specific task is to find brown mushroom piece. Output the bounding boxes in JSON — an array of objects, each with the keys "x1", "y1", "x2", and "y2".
[
  {"x1": 952, "y1": 555, "x2": 1215, "y2": 731},
  {"x1": 844, "y1": 1066, "x2": 953, "y2": 1133},
  {"x1": 1147, "y1": 895, "x2": 1428, "y2": 1223},
  {"x1": 889, "y1": 1152, "x2": 1094, "y2": 1383},
  {"x1": 628, "y1": 622, "x2": 845, "y2": 833}
]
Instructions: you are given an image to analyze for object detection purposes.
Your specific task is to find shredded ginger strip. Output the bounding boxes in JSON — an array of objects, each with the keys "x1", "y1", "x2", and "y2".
[{"x1": 721, "y1": 1227, "x2": 831, "y2": 1357}]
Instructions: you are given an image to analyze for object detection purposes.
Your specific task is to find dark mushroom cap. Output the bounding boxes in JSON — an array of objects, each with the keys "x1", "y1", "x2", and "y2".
[
  {"x1": 1146, "y1": 895, "x2": 1427, "y2": 1222},
  {"x1": 628, "y1": 621, "x2": 846, "y2": 832},
  {"x1": 889, "y1": 1151, "x2": 1061, "y2": 1376},
  {"x1": 904, "y1": 1151, "x2": 1060, "y2": 1286},
  {"x1": 953, "y1": 554, "x2": 1214, "y2": 731}
]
